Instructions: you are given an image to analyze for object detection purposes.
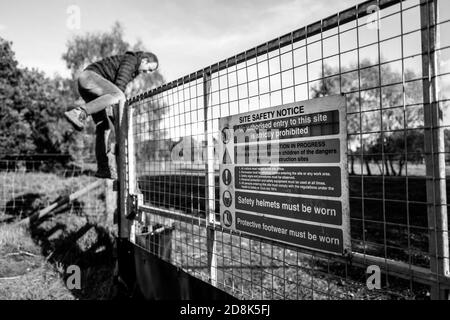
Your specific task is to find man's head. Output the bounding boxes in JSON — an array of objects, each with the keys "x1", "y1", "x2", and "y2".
[{"x1": 137, "y1": 51, "x2": 158, "y2": 74}]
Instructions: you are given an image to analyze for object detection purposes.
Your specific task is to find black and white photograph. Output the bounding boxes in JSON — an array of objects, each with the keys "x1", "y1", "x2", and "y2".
[{"x1": 0, "y1": 0, "x2": 450, "y2": 307}]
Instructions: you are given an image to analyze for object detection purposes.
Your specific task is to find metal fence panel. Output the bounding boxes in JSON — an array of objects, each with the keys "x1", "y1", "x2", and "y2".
[{"x1": 123, "y1": 0, "x2": 450, "y2": 299}]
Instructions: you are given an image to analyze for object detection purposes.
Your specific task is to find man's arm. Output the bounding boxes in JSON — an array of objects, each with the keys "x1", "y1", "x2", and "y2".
[{"x1": 114, "y1": 53, "x2": 138, "y2": 92}]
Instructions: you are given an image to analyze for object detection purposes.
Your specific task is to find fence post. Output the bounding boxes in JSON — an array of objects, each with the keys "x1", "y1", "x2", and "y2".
[
  {"x1": 127, "y1": 98, "x2": 139, "y2": 244},
  {"x1": 104, "y1": 179, "x2": 116, "y2": 226},
  {"x1": 113, "y1": 100, "x2": 130, "y2": 239},
  {"x1": 421, "y1": 0, "x2": 450, "y2": 299},
  {"x1": 203, "y1": 72, "x2": 218, "y2": 286}
]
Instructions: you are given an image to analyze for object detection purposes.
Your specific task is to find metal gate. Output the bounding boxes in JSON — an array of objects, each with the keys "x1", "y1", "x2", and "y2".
[{"x1": 114, "y1": 0, "x2": 450, "y2": 299}]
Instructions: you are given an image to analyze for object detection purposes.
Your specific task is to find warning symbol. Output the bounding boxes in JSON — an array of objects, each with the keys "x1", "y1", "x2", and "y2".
[
  {"x1": 222, "y1": 148, "x2": 232, "y2": 164},
  {"x1": 222, "y1": 210, "x2": 233, "y2": 227},
  {"x1": 222, "y1": 169, "x2": 232, "y2": 185},
  {"x1": 223, "y1": 190, "x2": 233, "y2": 207},
  {"x1": 222, "y1": 127, "x2": 231, "y2": 144}
]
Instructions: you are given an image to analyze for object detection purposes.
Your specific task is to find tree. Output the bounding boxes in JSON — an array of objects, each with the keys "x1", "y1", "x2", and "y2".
[
  {"x1": 0, "y1": 38, "x2": 77, "y2": 159},
  {"x1": 311, "y1": 59, "x2": 424, "y2": 176},
  {"x1": 0, "y1": 36, "x2": 92, "y2": 165},
  {"x1": 62, "y1": 21, "x2": 164, "y2": 98},
  {"x1": 62, "y1": 22, "x2": 130, "y2": 80},
  {"x1": 0, "y1": 38, "x2": 33, "y2": 155}
]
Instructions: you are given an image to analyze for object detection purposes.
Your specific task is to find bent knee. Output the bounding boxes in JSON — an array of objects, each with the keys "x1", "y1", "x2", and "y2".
[{"x1": 112, "y1": 91, "x2": 126, "y2": 102}]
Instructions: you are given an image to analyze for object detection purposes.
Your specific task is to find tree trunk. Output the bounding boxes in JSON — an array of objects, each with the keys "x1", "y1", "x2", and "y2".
[
  {"x1": 398, "y1": 160, "x2": 404, "y2": 176},
  {"x1": 384, "y1": 159, "x2": 390, "y2": 176},
  {"x1": 365, "y1": 160, "x2": 372, "y2": 176},
  {"x1": 389, "y1": 158, "x2": 397, "y2": 176}
]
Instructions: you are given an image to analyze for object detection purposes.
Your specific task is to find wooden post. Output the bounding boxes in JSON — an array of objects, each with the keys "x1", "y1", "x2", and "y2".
[
  {"x1": 104, "y1": 179, "x2": 116, "y2": 226},
  {"x1": 203, "y1": 72, "x2": 218, "y2": 286},
  {"x1": 113, "y1": 99, "x2": 130, "y2": 239},
  {"x1": 127, "y1": 102, "x2": 139, "y2": 244},
  {"x1": 127, "y1": 102, "x2": 137, "y2": 197},
  {"x1": 421, "y1": 0, "x2": 450, "y2": 299}
]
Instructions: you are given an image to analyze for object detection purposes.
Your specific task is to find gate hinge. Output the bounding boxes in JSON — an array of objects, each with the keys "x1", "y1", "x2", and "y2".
[{"x1": 126, "y1": 193, "x2": 143, "y2": 220}]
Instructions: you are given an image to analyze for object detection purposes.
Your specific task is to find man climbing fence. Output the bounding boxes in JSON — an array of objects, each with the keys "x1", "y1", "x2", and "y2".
[{"x1": 64, "y1": 51, "x2": 159, "y2": 179}]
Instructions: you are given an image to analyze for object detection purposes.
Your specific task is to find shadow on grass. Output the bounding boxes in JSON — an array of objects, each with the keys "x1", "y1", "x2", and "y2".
[
  {"x1": 30, "y1": 215, "x2": 116, "y2": 299},
  {"x1": 3, "y1": 193, "x2": 45, "y2": 223},
  {"x1": 2, "y1": 192, "x2": 84, "y2": 222},
  {"x1": 2, "y1": 191, "x2": 117, "y2": 300}
]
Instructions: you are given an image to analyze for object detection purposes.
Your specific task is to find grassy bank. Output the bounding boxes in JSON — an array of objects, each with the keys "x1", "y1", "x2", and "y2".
[{"x1": 0, "y1": 171, "x2": 116, "y2": 300}]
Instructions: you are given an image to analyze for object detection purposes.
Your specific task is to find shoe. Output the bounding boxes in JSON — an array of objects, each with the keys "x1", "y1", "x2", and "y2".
[
  {"x1": 64, "y1": 107, "x2": 87, "y2": 131},
  {"x1": 95, "y1": 164, "x2": 118, "y2": 180}
]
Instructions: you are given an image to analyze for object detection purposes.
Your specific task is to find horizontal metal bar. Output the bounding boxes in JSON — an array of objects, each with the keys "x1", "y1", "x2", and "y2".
[
  {"x1": 140, "y1": 204, "x2": 207, "y2": 227},
  {"x1": 176, "y1": 265, "x2": 285, "y2": 270},
  {"x1": 351, "y1": 252, "x2": 450, "y2": 288}
]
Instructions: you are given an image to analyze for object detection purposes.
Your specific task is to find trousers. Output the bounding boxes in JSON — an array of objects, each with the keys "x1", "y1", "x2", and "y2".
[{"x1": 77, "y1": 70, "x2": 124, "y2": 167}]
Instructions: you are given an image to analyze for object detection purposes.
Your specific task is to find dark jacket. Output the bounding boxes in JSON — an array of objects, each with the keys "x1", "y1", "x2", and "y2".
[{"x1": 84, "y1": 51, "x2": 143, "y2": 92}]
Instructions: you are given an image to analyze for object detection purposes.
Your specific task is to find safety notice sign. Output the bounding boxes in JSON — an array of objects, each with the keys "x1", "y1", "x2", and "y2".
[{"x1": 219, "y1": 95, "x2": 350, "y2": 255}]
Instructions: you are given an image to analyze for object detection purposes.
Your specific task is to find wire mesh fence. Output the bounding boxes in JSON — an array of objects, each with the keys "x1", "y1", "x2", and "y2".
[
  {"x1": 123, "y1": 0, "x2": 450, "y2": 299},
  {"x1": 0, "y1": 156, "x2": 119, "y2": 299},
  {"x1": 0, "y1": 156, "x2": 109, "y2": 225}
]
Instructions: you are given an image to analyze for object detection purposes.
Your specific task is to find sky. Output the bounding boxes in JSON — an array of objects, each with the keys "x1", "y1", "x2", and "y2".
[{"x1": 0, "y1": 0, "x2": 362, "y2": 82}]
